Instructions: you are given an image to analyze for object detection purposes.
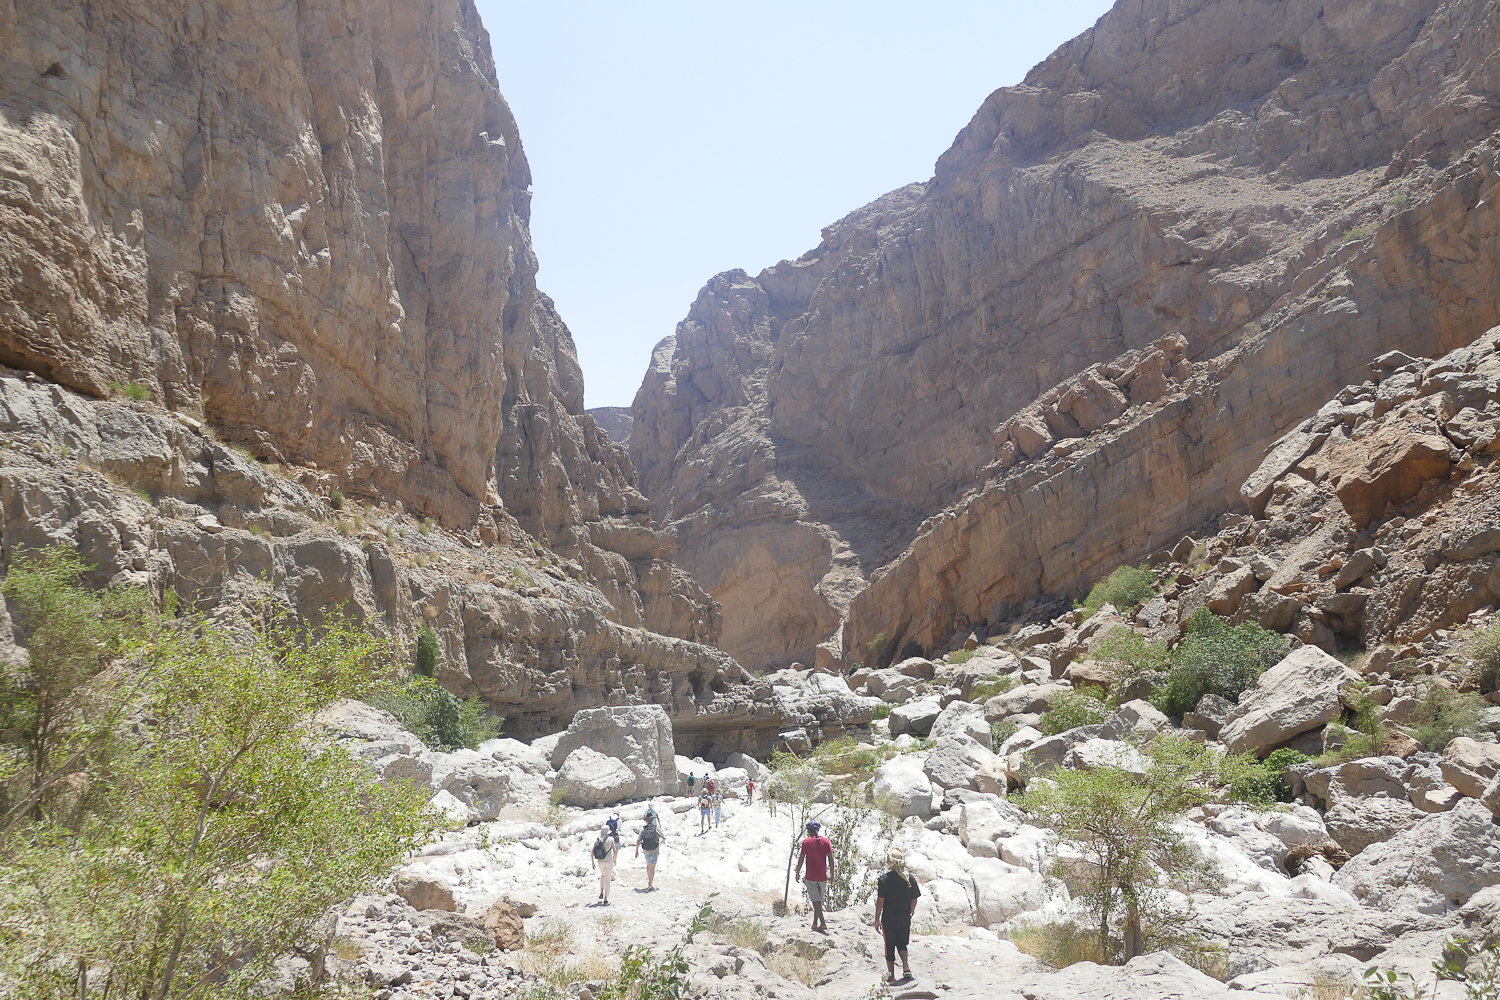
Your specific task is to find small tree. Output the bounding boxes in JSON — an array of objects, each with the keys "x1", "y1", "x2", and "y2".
[
  {"x1": 415, "y1": 624, "x2": 441, "y2": 677},
  {"x1": 0, "y1": 578, "x2": 430, "y2": 997},
  {"x1": 1080, "y1": 565, "x2": 1157, "y2": 615},
  {"x1": 867, "y1": 632, "x2": 888, "y2": 667},
  {"x1": 1020, "y1": 734, "x2": 1264, "y2": 962},
  {"x1": 1152, "y1": 609, "x2": 1289, "y2": 717}
]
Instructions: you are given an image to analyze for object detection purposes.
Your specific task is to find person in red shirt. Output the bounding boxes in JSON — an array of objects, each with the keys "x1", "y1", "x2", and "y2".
[{"x1": 795, "y1": 820, "x2": 834, "y2": 933}]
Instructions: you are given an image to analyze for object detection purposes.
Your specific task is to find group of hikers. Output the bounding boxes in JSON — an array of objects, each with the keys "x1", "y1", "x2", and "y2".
[
  {"x1": 683, "y1": 770, "x2": 763, "y2": 834},
  {"x1": 585, "y1": 782, "x2": 924, "y2": 984}
]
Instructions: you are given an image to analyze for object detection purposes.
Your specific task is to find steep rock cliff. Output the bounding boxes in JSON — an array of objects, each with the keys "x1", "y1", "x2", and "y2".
[
  {"x1": 632, "y1": 0, "x2": 1500, "y2": 670},
  {"x1": 0, "y1": 0, "x2": 741, "y2": 727}
]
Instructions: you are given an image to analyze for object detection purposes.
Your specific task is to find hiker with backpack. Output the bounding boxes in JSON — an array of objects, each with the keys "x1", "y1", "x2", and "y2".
[
  {"x1": 766, "y1": 781, "x2": 777, "y2": 817},
  {"x1": 795, "y1": 820, "x2": 833, "y2": 933},
  {"x1": 698, "y1": 787, "x2": 713, "y2": 835},
  {"x1": 635, "y1": 810, "x2": 666, "y2": 890},
  {"x1": 712, "y1": 787, "x2": 723, "y2": 828},
  {"x1": 686, "y1": 772, "x2": 696, "y2": 797},
  {"x1": 591, "y1": 823, "x2": 619, "y2": 905},
  {"x1": 747, "y1": 778, "x2": 755, "y2": 804},
  {"x1": 874, "y1": 846, "x2": 921, "y2": 983}
]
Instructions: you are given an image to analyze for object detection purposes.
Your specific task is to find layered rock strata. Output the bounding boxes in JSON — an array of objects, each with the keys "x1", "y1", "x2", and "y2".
[{"x1": 632, "y1": 0, "x2": 1500, "y2": 670}]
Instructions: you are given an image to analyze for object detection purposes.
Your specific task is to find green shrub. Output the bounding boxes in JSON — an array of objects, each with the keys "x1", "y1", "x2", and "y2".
[
  {"x1": 867, "y1": 632, "x2": 888, "y2": 666},
  {"x1": 1080, "y1": 565, "x2": 1157, "y2": 616},
  {"x1": 1464, "y1": 623, "x2": 1500, "y2": 694},
  {"x1": 415, "y1": 624, "x2": 441, "y2": 677},
  {"x1": 991, "y1": 720, "x2": 1019, "y2": 751},
  {"x1": 110, "y1": 380, "x2": 151, "y2": 402},
  {"x1": 1151, "y1": 610, "x2": 1289, "y2": 718},
  {"x1": 972, "y1": 675, "x2": 1017, "y2": 701},
  {"x1": 1038, "y1": 689, "x2": 1112, "y2": 735},
  {"x1": 948, "y1": 648, "x2": 975, "y2": 664},
  {"x1": 1228, "y1": 748, "x2": 1311, "y2": 805},
  {"x1": 871, "y1": 704, "x2": 892, "y2": 720},
  {"x1": 328, "y1": 489, "x2": 344, "y2": 510},
  {"x1": 1409, "y1": 686, "x2": 1487, "y2": 751},
  {"x1": 367, "y1": 676, "x2": 502, "y2": 751},
  {"x1": 1342, "y1": 223, "x2": 1379, "y2": 242},
  {"x1": 899, "y1": 639, "x2": 924, "y2": 661},
  {"x1": 1094, "y1": 631, "x2": 1172, "y2": 686}
]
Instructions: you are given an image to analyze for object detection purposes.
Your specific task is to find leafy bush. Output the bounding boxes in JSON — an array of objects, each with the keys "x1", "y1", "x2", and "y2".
[
  {"x1": 0, "y1": 555, "x2": 428, "y2": 998},
  {"x1": 1011, "y1": 919, "x2": 1109, "y2": 969},
  {"x1": 972, "y1": 675, "x2": 1017, "y2": 701},
  {"x1": 328, "y1": 488, "x2": 344, "y2": 509},
  {"x1": 1038, "y1": 689, "x2": 1112, "y2": 735},
  {"x1": 111, "y1": 380, "x2": 151, "y2": 402},
  {"x1": 1410, "y1": 686, "x2": 1487, "y2": 751},
  {"x1": 1094, "y1": 630, "x2": 1172, "y2": 685},
  {"x1": 1152, "y1": 609, "x2": 1290, "y2": 718},
  {"x1": 1229, "y1": 748, "x2": 1311, "y2": 805},
  {"x1": 899, "y1": 639, "x2": 924, "y2": 661},
  {"x1": 991, "y1": 720, "x2": 1019, "y2": 752},
  {"x1": 871, "y1": 703, "x2": 892, "y2": 720},
  {"x1": 415, "y1": 624, "x2": 441, "y2": 677},
  {"x1": 368, "y1": 676, "x2": 502, "y2": 751},
  {"x1": 867, "y1": 632, "x2": 888, "y2": 666},
  {"x1": 948, "y1": 648, "x2": 975, "y2": 664},
  {"x1": 1080, "y1": 565, "x2": 1157, "y2": 616},
  {"x1": 1464, "y1": 622, "x2": 1500, "y2": 694}
]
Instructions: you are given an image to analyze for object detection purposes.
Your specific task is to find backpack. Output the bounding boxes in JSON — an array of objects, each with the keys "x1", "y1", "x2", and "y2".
[
  {"x1": 593, "y1": 837, "x2": 609, "y2": 860},
  {"x1": 641, "y1": 824, "x2": 660, "y2": 851}
]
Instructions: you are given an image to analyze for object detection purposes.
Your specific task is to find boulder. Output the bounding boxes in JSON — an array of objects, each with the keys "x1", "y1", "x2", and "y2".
[
  {"x1": 713, "y1": 766, "x2": 750, "y2": 797},
  {"x1": 1324, "y1": 796, "x2": 1425, "y2": 855},
  {"x1": 480, "y1": 900, "x2": 524, "y2": 950},
  {"x1": 725, "y1": 752, "x2": 766, "y2": 781},
  {"x1": 929, "y1": 699, "x2": 991, "y2": 744},
  {"x1": 888, "y1": 699, "x2": 942, "y2": 737},
  {"x1": 973, "y1": 758, "x2": 1010, "y2": 796},
  {"x1": 556, "y1": 747, "x2": 636, "y2": 807},
  {"x1": 1062, "y1": 658, "x2": 1112, "y2": 693},
  {"x1": 1441, "y1": 737, "x2": 1500, "y2": 798},
  {"x1": 1329, "y1": 426, "x2": 1452, "y2": 528},
  {"x1": 1333, "y1": 799, "x2": 1500, "y2": 913},
  {"x1": 430, "y1": 750, "x2": 522, "y2": 822},
  {"x1": 1183, "y1": 693, "x2": 1234, "y2": 738},
  {"x1": 957, "y1": 799, "x2": 1025, "y2": 853},
  {"x1": 873, "y1": 755, "x2": 932, "y2": 818},
  {"x1": 894, "y1": 656, "x2": 935, "y2": 679},
  {"x1": 1019, "y1": 726, "x2": 1106, "y2": 779},
  {"x1": 395, "y1": 875, "x2": 455, "y2": 912},
  {"x1": 1064, "y1": 738, "x2": 1149, "y2": 776},
  {"x1": 1206, "y1": 566, "x2": 1257, "y2": 615},
  {"x1": 923, "y1": 735, "x2": 998, "y2": 790},
  {"x1": 995, "y1": 725, "x2": 1043, "y2": 757},
  {"x1": 503, "y1": 889, "x2": 541, "y2": 918},
  {"x1": 968, "y1": 858, "x2": 1050, "y2": 926},
  {"x1": 1220, "y1": 647, "x2": 1359, "y2": 756},
  {"x1": 984, "y1": 682, "x2": 1071, "y2": 720},
  {"x1": 547, "y1": 705, "x2": 677, "y2": 800},
  {"x1": 1098, "y1": 699, "x2": 1168, "y2": 742},
  {"x1": 1017, "y1": 952, "x2": 1235, "y2": 1000}
]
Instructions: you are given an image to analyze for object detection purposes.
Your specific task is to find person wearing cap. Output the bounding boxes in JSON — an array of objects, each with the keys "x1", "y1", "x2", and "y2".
[
  {"x1": 874, "y1": 846, "x2": 921, "y2": 982},
  {"x1": 795, "y1": 820, "x2": 834, "y2": 933}
]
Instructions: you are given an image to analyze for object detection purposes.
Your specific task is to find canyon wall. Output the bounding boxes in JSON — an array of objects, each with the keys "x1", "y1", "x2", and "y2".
[
  {"x1": 632, "y1": 0, "x2": 1500, "y2": 671},
  {"x1": 0, "y1": 0, "x2": 761, "y2": 734}
]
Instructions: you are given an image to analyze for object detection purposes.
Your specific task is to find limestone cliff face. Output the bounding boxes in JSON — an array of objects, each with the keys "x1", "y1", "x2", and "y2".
[
  {"x1": 633, "y1": 0, "x2": 1500, "y2": 670},
  {"x1": 0, "y1": 0, "x2": 719, "y2": 649}
]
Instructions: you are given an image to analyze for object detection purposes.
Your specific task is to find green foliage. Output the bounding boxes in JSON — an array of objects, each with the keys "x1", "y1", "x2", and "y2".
[
  {"x1": 1094, "y1": 631, "x2": 1172, "y2": 684},
  {"x1": 899, "y1": 639, "x2": 924, "y2": 661},
  {"x1": 328, "y1": 488, "x2": 344, "y2": 509},
  {"x1": 1409, "y1": 686, "x2": 1487, "y2": 752},
  {"x1": 819, "y1": 785, "x2": 893, "y2": 912},
  {"x1": 1363, "y1": 935, "x2": 1500, "y2": 999},
  {"x1": 111, "y1": 380, "x2": 151, "y2": 402},
  {"x1": 0, "y1": 546, "x2": 154, "y2": 822},
  {"x1": 1228, "y1": 749, "x2": 1311, "y2": 805},
  {"x1": 415, "y1": 624, "x2": 442, "y2": 677},
  {"x1": 1011, "y1": 920, "x2": 1109, "y2": 969},
  {"x1": 0, "y1": 570, "x2": 428, "y2": 998},
  {"x1": 367, "y1": 676, "x2": 501, "y2": 752},
  {"x1": 1038, "y1": 689, "x2": 1111, "y2": 735},
  {"x1": 871, "y1": 703, "x2": 892, "y2": 720},
  {"x1": 1152, "y1": 610, "x2": 1290, "y2": 718},
  {"x1": 971, "y1": 675, "x2": 1016, "y2": 701},
  {"x1": 1080, "y1": 565, "x2": 1157, "y2": 616},
  {"x1": 1019, "y1": 734, "x2": 1257, "y2": 963},
  {"x1": 990, "y1": 720, "x2": 1019, "y2": 752},
  {"x1": 420, "y1": 517, "x2": 435, "y2": 535},
  {"x1": 867, "y1": 632, "x2": 888, "y2": 666},
  {"x1": 1342, "y1": 223, "x2": 1379, "y2": 242},
  {"x1": 947, "y1": 648, "x2": 975, "y2": 664},
  {"x1": 1388, "y1": 191, "x2": 1409, "y2": 208},
  {"x1": 1463, "y1": 622, "x2": 1500, "y2": 694}
]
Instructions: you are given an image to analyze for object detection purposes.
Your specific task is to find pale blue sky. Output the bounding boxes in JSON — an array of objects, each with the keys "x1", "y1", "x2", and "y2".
[{"x1": 477, "y1": 1, "x2": 1117, "y2": 408}]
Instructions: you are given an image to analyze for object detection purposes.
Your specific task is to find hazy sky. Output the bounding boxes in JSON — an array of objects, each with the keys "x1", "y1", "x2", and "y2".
[{"x1": 477, "y1": 1, "x2": 1117, "y2": 408}]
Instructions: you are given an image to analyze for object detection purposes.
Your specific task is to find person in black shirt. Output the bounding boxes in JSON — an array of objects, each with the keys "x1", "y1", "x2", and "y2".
[{"x1": 874, "y1": 846, "x2": 921, "y2": 982}]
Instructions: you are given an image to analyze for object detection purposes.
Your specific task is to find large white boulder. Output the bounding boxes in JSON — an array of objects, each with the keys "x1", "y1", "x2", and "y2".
[
  {"x1": 555, "y1": 746, "x2": 636, "y2": 807},
  {"x1": 958, "y1": 799, "x2": 1024, "y2": 854},
  {"x1": 1220, "y1": 647, "x2": 1359, "y2": 755},
  {"x1": 725, "y1": 752, "x2": 765, "y2": 781},
  {"x1": 929, "y1": 700, "x2": 991, "y2": 744},
  {"x1": 888, "y1": 699, "x2": 943, "y2": 737},
  {"x1": 1441, "y1": 737, "x2": 1500, "y2": 798},
  {"x1": 923, "y1": 735, "x2": 998, "y2": 790},
  {"x1": 548, "y1": 705, "x2": 677, "y2": 800},
  {"x1": 1334, "y1": 799, "x2": 1500, "y2": 913},
  {"x1": 873, "y1": 755, "x2": 933, "y2": 818},
  {"x1": 1323, "y1": 796, "x2": 1425, "y2": 856},
  {"x1": 910, "y1": 877, "x2": 973, "y2": 927},
  {"x1": 968, "y1": 857, "x2": 1051, "y2": 926}
]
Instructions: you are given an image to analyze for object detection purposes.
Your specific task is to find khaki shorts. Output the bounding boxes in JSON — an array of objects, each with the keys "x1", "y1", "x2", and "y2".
[{"x1": 804, "y1": 879, "x2": 827, "y2": 903}]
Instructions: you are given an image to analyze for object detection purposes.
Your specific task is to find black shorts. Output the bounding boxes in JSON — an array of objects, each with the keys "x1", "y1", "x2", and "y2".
[{"x1": 882, "y1": 922, "x2": 911, "y2": 962}]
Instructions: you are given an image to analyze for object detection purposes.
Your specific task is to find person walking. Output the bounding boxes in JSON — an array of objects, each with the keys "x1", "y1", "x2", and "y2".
[
  {"x1": 874, "y1": 846, "x2": 921, "y2": 982},
  {"x1": 635, "y1": 811, "x2": 665, "y2": 890},
  {"x1": 767, "y1": 782, "x2": 777, "y2": 817},
  {"x1": 698, "y1": 787, "x2": 713, "y2": 835},
  {"x1": 795, "y1": 820, "x2": 833, "y2": 933},
  {"x1": 712, "y1": 788, "x2": 723, "y2": 828},
  {"x1": 747, "y1": 778, "x2": 756, "y2": 804},
  {"x1": 686, "y1": 772, "x2": 697, "y2": 797},
  {"x1": 591, "y1": 823, "x2": 619, "y2": 905}
]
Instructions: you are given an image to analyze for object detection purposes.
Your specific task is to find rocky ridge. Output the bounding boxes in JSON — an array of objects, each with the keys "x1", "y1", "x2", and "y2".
[{"x1": 631, "y1": 0, "x2": 1500, "y2": 673}]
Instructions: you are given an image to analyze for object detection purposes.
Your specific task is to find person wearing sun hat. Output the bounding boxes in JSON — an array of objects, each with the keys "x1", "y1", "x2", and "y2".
[
  {"x1": 874, "y1": 845, "x2": 921, "y2": 982},
  {"x1": 795, "y1": 820, "x2": 833, "y2": 933}
]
